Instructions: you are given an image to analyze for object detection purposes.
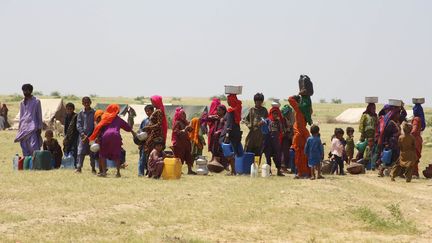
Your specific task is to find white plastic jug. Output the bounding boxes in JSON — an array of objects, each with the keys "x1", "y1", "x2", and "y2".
[
  {"x1": 13, "y1": 154, "x2": 19, "y2": 170},
  {"x1": 250, "y1": 163, "x2": 258, "y2": 178},
  {"x1": 261, "y1": 164, "x2": 270, "y2": 177}
]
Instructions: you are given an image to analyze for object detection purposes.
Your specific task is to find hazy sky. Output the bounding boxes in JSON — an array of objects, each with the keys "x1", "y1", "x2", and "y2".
[{"x1": 1, "y1": 0, "x2": 431, "y2": 105}]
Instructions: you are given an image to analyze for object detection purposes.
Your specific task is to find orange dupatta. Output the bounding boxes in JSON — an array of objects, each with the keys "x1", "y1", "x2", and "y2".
[
  {"x1": 89, "y1": 104, "x2": 120, "y2": 141},
  {"x1": 188, "y1": 117, "x2": 202, "y2": 148}
]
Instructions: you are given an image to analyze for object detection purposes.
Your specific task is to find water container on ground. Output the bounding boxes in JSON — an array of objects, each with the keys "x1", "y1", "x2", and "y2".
[
  {"x1": 32, "y1": 150, "x2": 53, "y2": 170},
  {"x1": 162, "y1": 158, "x2": 182, "y2": 180},
  {"x1": 235, "y1": 152, "x2": 254, "y2": 174}
]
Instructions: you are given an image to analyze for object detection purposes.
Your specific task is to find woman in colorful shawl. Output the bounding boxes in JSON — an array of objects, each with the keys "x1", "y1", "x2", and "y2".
[
  {"x1": 221, "y1": 94, "x2": 243, "y2": 175},
  {"x1": 172, "y1": 107, "x2": 196, "y2": 174},
  {"x1": 359, "y1": 103, "x2": 378, "y2": 141},
  {"x1": 203, "y1": 98, "x2": 221, "y2": 152},
  {"x1": 281, "y1": 105, "x2": 294, "y2": 172},
  {"x1": 288, "y1": 95, "x2": 311, "y2": 178},
  {"x1": 377, "y1": 107, "x2": 401, "y2": 177},
  {"x1": 143, "y1": 95, "x2": 168, "y2": 158},
  {"x1": 89, "y1": 104, "x2": 133, "y2": 177},
  {"x1": 189, "y1": 117, "x2": 206, "y2": 159},
  {"x1": 263, "y1": 106, "x2": 285, "y2": 176},
  {"x1": 411, "y1": 104, "x2": 426, "y2": 178}
]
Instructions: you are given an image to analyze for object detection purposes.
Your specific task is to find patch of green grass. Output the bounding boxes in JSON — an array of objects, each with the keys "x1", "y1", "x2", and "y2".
[{"x1": 353, "y1": 203, "x2": 418, "y2": 234}]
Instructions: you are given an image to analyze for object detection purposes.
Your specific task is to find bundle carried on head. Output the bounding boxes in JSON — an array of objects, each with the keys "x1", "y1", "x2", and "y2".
[{"x1": 298, "y1": 75, "x2": 314, "y2": 96}]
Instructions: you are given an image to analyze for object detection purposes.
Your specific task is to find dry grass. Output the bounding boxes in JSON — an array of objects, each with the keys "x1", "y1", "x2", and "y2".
[{"x1": 1, "y1": 96, "x2": 432, "y2": 242}]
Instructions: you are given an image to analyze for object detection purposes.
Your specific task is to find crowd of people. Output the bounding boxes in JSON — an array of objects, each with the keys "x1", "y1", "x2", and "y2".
[{"x1": 12, "y1": 83, "x2": 427, "y2": 181}]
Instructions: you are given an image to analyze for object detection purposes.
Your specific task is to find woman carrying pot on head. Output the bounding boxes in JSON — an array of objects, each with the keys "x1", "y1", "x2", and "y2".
[
  {"x1": 411, "y1": 102, "x2": 426, "y2": 178},
  {"x1": 220, "y1": 94, "x2": 243, "y2": 175},
  {"x1": 377, "y1": 107, "x2": 402, "y2": 177}
]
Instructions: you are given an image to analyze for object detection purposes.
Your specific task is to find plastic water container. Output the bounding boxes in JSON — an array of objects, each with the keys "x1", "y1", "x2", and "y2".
[
  {"x1": 18, "y1": 157, "x2": 24, "y2": 170},
  {"x1": 412, "y1": 98, "x2": 425, "y2": 104},
  {"x1": 261, "y1": 118, "x2": 269, "y2": 135},
  {"x1": 28, "y1": 157, "x2": 33, "y2": 170},
  {"x1": 235, "y1": 152, "x2": 254, "y2": 174},
  {"x1": 298, "y1": 75, "x2": 314, "y2": 96},
  {"x1": 13, "y1": 154, "x2": 19, "y2": 170},
  {"x1": 250, "y1": 163, "x2": 258, "y2": 178},
  {"x1": 261, "y1": 164, "x2": 270, "y2": 177},
  {"x1": 95, "y1": 159, "x2": 117, "y2": 168},
  {"x1": 23, "y1": 156, "x2": 32, "y2": 170},
  {"x1": 162, "y1": 158, "x2": 182, "y2": 180},
  {"x1": 289, "y1": 148, "x2": 296, "y2": 174},
  {"x1": 32, "y1": 150, "x2": 53, "y2": 170},
  {"x1": 61, "y1": 153, "x2": 75, "y2": 169},
  {"x1": 381, "y1": 149, "x2": 393, "y2": 166},
  {"x1": 254, "y1": 156, "x2": 261, "y2": 166},
  {"x1": 222, "y1": 143, "x2": 234, "y2": 157}
]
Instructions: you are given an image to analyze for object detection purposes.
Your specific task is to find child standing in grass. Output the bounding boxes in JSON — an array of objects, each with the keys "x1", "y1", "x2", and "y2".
[
  {"x1": 305, "y1": 125, "x2": 324, "y2": 180},
  {"x1": 136, "y1": 105, "x2": 154, "y2": 176},
  {"x1": 331, "y1": 128, "x2": 346, "y2": 175},
  {"x1": 345, "y1": 127, "x2": 355, "y2": 164},
  {"x1": 391, "y1": 123, "x2": 417, "y2": 182}
]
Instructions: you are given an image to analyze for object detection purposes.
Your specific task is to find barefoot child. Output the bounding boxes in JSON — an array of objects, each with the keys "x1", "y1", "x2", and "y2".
[
  {"x1": 136, "y1": 105, "x2": 154, "y2": 176},
  {"x1": 331, "y1": 128, "x2": 346, "y2": 175},
  {"x1": 75, "y1": 97, "x2": 96, "y2": 174},
  {"x1": 345, "y1": 127, "x2": 355, "y2": 164},
  {"x1": 263, "y1": 106, "x2": 285, "y2": 176},
  {"x1": 148, "y1": 137, "x2": 167, "y2": 179},
  {"x1": 305, "y1": 125, "x2": 324, "y2": 180},
  {"x1": 391, "y1": 123, "x2": 417, "y2": 182},
  {"x1": 63, "y1": 102, "x2": 79, "y2": 167}
]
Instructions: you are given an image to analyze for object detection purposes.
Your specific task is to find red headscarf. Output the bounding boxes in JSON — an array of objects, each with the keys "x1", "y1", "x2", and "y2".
[
  {"x1": 268, "y1": 106, "x2": 283, "y2": 142},
  {"x1": 227, "y1": 94, "x2": 242, "y2": 124},
  {"x1": 171, "y1": 107, "x2": 188, "y2": 144},
  {"x1": 151, "y1": 95, "x2": 168, "y2": 141},
  {"x1": 268, "y1": 106, "x2": 283, "y2": 121},
  {"x1": 94, "y1": 110, "x2": 104, "y2": 121},
  {"x1": 89, "y1": 104, "x2": 120, "y2": 141},
  {"x1": 209, "y1": 98, "x2": 221, "y2": 116}
]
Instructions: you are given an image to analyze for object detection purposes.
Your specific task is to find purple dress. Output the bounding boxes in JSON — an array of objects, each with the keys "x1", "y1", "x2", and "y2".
[
  {"x1": 99, "y1": 117, "x2": 131, "y2": 161},
  {"x1": 14, "y1": 96, "x2": 43, "y2": 156}
]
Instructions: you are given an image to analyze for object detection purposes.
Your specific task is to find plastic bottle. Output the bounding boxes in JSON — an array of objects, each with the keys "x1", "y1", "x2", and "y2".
[
  {"x1": 13, "y1": 154, "x2": 19, "y2": 170},
  {"x1": 261, "y1": 164, "x2": 270, "y2": 177},
  {"x1": 250, "y1": 163, "x2": 258, "y2": 178}
]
